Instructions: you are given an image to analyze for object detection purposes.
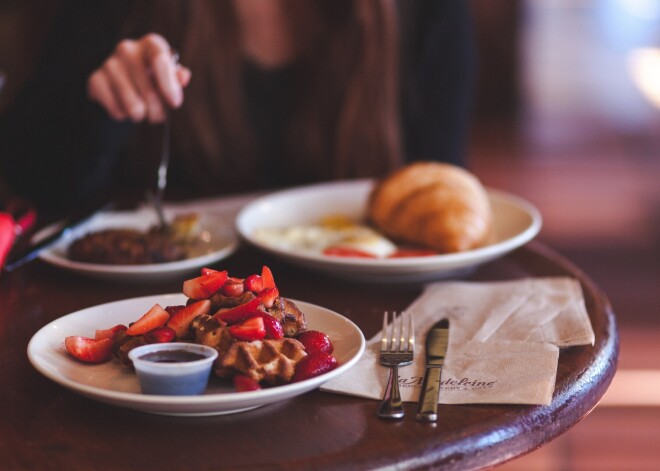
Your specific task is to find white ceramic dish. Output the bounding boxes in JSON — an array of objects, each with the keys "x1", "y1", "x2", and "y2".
[
  {"x1": 236, "y1": 180, "x2": 542, "y2": 282},
  {"x1": 36, "y1": 208, "x2": 238, "y2": 282},
  {"x1": 27, "y1": 294, "x2": 365, "y2": 416}
]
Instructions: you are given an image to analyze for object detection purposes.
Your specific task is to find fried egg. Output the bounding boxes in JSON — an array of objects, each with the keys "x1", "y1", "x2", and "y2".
[{"x1": 252, "y1": 215, "x2": 397, "y2": 258}]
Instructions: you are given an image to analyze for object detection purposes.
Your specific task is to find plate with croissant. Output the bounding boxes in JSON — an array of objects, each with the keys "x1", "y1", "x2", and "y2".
[{"x1": 236, "y1": 162, "x2": 542, "y2": 282}]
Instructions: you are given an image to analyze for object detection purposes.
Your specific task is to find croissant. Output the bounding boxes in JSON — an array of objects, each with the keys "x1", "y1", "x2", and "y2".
[{"x1": 367, "y1": 162, "x2": 493, "y2": 253}]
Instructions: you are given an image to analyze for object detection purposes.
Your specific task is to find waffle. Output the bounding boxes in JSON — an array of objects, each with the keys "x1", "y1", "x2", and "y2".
[
  {"x1": 218, "y1": 338, "x2": 307, "y2": 384},
  {"x1": 190, "y1": 314, "x2": 308, "y2": 384},
  {"x1": 268, "y1": 297, "x2": 307, "y2": 337},
  {"x1": 191, "y1": 315, "x2": 235, "y2": 356}
]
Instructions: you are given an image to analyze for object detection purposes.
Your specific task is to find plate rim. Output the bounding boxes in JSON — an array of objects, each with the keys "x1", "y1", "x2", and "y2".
[
  {"x1": 27, "y1": 294, "x2": 366, "y2": 414},
  {"x1": 36, "y1": 210, "x2": 239, "y2": 277},
  {"x1": 235, "y1": 179, "x2": 542, "y2": 271}
]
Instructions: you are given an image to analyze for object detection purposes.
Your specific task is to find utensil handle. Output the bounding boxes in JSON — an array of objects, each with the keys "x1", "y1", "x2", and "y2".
[
  {"x1": 416, "y1": 366, "x2": 442, "y2": 422},
  {"x1": 377, "y1": 366, "x2": 404, "y2": 420}
]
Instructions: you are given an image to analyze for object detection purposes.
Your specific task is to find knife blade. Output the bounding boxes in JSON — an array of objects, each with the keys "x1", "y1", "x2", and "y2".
[
  {"x1": 416, "y1": 319, "x2": 449, "y2": 422},
  {"x1": 3, "y1": 201, "x2": 113, "y2": 272}
]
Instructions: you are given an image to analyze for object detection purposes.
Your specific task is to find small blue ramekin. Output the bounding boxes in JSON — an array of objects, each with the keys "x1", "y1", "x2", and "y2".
[{"x1": 128, "y1": 343, "x2": 218, "y2": 396}]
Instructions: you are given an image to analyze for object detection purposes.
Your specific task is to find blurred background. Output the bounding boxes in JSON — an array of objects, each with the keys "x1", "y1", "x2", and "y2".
[
  {"x1": 471, "y1": 1, "x2": 660, "y2": 469},
  {"x1": 1, "y1": 1, "x2": 659, "y2": 469}
]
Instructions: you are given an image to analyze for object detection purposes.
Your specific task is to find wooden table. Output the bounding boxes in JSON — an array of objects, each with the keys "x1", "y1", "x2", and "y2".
[{"x1": 0, "y1": 240, "x2": 617, "y2": 470}]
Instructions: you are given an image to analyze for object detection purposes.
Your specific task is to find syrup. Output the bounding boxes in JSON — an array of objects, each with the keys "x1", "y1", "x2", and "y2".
[{"x1": 140, "y1": 350, "x2": 207, "y2": 363}]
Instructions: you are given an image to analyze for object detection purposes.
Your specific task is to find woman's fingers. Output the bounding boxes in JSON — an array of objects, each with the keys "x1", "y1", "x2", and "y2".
[
  {"x1": 87, "y1": 39, "x2": 149, "y2": 121},
  {"x1": 87, "y1": 68, "x2": 128, "y2": 121},
  {"x1": 115, "y1": 38, "x2": 165, "y2": 123},
  {"x1": 142, "y1": 34, "x2": 183, "y2": 109},
  {"x1": 177, "y1": 66, "x2": 192, "y2": 88},
  {"x1": 87, "y1": 33, "x2": 188, "y2": 123},
  {"x1": 105, "y1": 54, "x2": 150, "y2": 121}
]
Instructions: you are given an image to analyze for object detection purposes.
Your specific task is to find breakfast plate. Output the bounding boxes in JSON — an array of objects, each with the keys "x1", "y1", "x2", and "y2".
[
  {"x1": 236, "y1": 179, "x2": 542, "y2": 282},
  {"x1": 27, "y1": 294, "x2": 365, "y2": 416},
  {"x1": 36, "y1": 207, "x2": 238, "y2": 282}
]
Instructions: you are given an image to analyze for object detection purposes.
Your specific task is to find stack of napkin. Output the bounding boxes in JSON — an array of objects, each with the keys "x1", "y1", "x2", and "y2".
[{"x1": 322, "y1": 277, "x2": 595, "y2": 405}]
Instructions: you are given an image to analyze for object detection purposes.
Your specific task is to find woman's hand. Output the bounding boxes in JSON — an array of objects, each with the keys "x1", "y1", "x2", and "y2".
[{"x1": 87, "y1": 33, "x2": 191, "y2": 123}]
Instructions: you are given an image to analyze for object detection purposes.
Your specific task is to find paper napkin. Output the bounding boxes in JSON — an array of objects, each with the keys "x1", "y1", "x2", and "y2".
[{"x1": 321, "y1": 277, "x2": 595, "y2": 405}]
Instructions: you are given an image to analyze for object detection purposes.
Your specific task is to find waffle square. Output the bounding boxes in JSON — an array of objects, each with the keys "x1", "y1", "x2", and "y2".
[{"x1": 219, "y1": 338, "x2": 307, "y2": 384}]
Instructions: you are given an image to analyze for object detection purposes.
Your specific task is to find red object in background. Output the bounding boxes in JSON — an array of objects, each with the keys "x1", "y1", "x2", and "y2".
[
  {"x1": 0, "y1": 198, "x2": 37, "y2": 270},
  {"x1": 0, "y1": 213, "x2": 16, "y2": 269}
]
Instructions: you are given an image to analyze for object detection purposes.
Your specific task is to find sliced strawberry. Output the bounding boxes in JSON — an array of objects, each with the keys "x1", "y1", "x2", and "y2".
[
  {"x1": 228, "y1": 316, "x2": 266, "y2": 341},
  {"x1": 126, "y1": 304, "x2": 170, "y2": 336},
  {"x1": 94, "y1": 324, "x2": 127, "y2": 340},
  {"x1": 258, "y1": 287, "x2": 279, "y2": 309},
  {"x1": 166, "y1": 299, "x2": 211, "y2": 338},
  {"x1": 261, "y1": 265, "x2": 276, "y2": 289},
  {"x1": 65, "y1": 336, "x2": 114, "y2": 364},
  {"x1": 243, "y1": 274, "x2": 263, "y2": 293},
  {"x1": 323, "y1": 247, "x2": 376, "y2": 258},
  {"x1": 200, "y1": 267, "x2": 218, "y2": 275},
  {"x1": 182, "y1": 270, "x2": 228, "y2": 300},
  {"x1": 388, "y1": 248, "x2": 438, "y2": 258},
  {"x1": 214, "y1": 297, "x2": 262, "y2": 324},
  {"x1": 221, "y1": 280, "x2": 245, "y2": 297},
  {"x1": 297, "y1": 330, "x2": 333, "y2": 355},
  {"x1": 165, "y1": 305, "x2": 186, "y2": 316},
  {"x1": 144, "y1": 326, "x2": 176, "y2": 344},
  {"x1": 233, "y1": 375, "x2": 261, "y2": 392},
  {"x1": 292, "y1": 351, "x2": 338, "y2": 382},
  {"x1": 259, "y1": 312, "x2": 284, "y2": 340}
]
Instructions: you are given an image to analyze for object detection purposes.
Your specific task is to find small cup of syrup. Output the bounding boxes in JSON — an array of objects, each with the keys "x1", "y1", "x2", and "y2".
[{"x1": 128, "y1": 343, "x2": 218, "y2": 396}]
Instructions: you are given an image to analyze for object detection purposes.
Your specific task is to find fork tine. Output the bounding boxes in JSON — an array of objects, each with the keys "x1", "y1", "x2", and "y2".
[
  {"x1": 398, "y1": 312, "x2": 405, "y2": 352},
  {"x1": 381, "y1": 311, "x2": 415, "y2": 353},
  {"x1": 381, "y1": 311, "x2": 390, "y2": 352},
  {"x1": 391, "y1": 312, "x2": 399, "y2": 351},
  {"x1": 407, "y1": 312, "x2": 415, "y2": 352},
  {"x1": 399, "y1": 312, "x2": 408, "y2": 352},
  {"x1": 396, "y1": 312, "x2": 404, "y2": 351}
]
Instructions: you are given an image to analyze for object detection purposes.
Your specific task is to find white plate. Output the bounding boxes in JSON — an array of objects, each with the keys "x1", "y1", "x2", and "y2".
[
  {"x1": 36, "y1": 208, "x2": 238, "y2": 282},
  {"x1": 236, "y1": 180, "x2": 542, "y2": 282},
  {"x1": 27, "y1": 295, "x2": 365, "y2": 416}
]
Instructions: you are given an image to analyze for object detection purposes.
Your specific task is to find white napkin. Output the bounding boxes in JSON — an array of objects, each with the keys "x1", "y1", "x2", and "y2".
[{"x1": 321, "y1": 277, "x2": 595, "y2": 405}]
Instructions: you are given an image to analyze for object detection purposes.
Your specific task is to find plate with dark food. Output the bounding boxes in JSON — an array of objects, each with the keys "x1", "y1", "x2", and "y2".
[
  {"x1": 36, "y1": 208, "x2": 238, "y2": 281},
  {"x1": 27, "y1": 266, "x2": 365, "y2": 416},
  {"x1": 237, "y1": 163, "x2": 542, "y2": 282}
]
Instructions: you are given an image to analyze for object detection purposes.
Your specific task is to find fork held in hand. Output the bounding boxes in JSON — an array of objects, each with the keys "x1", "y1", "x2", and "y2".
[
  {"x1": 152, "y1": 50, "x2": 179, "y2": 230},
  {"x1": 377, "y1": 311, "x2": 415, "y2": 420}
]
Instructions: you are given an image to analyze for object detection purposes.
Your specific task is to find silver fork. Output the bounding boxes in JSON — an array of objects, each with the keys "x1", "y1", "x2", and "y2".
[
  {"x1": 150, "y1": 50, "x2": 179, "y2": 231},
  {"x1": 377, "y1": 311, "x2": 415, "y2": 420}
]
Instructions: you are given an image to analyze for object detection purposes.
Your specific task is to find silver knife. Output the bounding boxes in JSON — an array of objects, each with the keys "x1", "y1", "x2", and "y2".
[{"x1": 416, "y1": 319, "x2": 449, "y2": 422}]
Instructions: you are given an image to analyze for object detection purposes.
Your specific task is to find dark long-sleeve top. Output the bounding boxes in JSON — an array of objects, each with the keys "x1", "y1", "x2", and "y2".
[{"x1": 0, "y1": 0, "x2": 474, "y2": 216}]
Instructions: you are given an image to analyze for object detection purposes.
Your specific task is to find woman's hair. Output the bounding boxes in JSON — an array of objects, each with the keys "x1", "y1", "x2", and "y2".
[{"x1": 131, "y1": 0, "x2": 402, "y2": 194}]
